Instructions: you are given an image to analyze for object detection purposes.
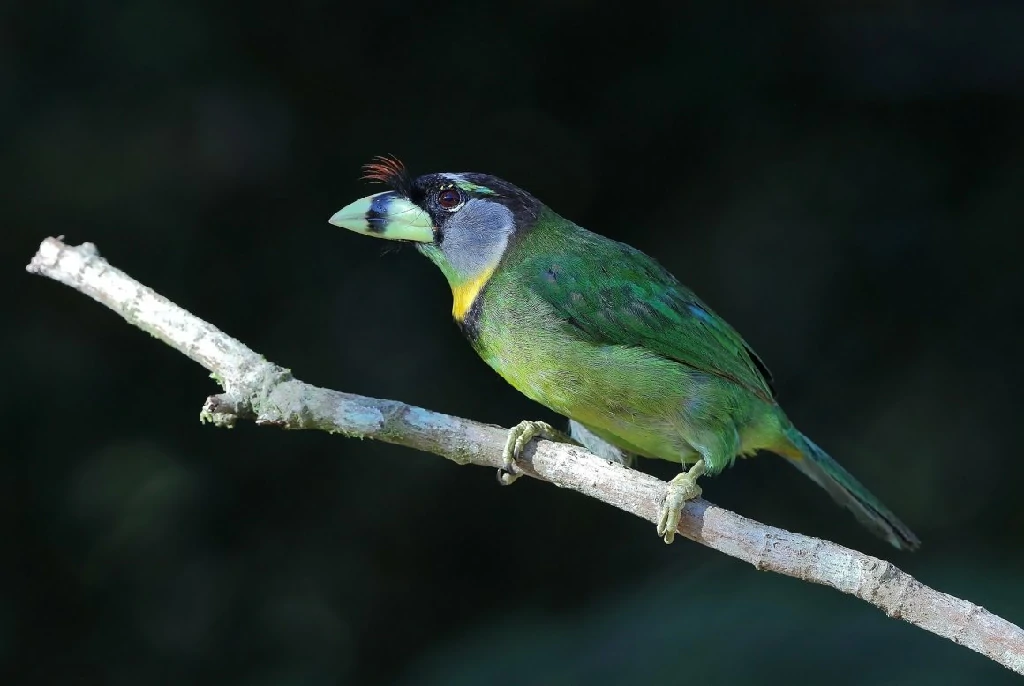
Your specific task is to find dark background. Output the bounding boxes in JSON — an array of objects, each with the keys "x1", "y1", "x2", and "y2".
[{"x1": 7, "y1": 1, "x2": 1024, "y2": 684}]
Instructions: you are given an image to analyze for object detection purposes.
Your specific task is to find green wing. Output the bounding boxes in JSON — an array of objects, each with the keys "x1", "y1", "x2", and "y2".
[{"x1": 522, "y1": 235, "x2": 775, "y2": 402}]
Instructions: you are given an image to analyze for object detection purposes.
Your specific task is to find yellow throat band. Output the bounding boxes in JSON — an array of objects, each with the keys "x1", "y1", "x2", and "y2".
[{"x1": 451, "y1": 267, "x2": 495, "y2": 321}]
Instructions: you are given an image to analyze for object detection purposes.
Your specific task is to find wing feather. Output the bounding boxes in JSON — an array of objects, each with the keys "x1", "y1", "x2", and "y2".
[{"x1": 522, "y1": 237, "x2": 775, "y2": 402}]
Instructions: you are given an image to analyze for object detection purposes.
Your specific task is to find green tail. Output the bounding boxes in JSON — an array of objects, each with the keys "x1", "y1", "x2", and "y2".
[{"x1": 782, "y1": 425, "x2": 920, "y2": 551}]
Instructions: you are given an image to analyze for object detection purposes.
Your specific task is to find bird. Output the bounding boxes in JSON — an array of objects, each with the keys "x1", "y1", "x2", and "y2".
[{"x1": 328, "y1": 155, "x2": 920, "y2": 550}]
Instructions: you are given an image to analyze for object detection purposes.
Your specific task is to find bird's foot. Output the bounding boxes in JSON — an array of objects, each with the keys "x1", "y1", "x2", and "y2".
[
  {"x1": 656, "y1": 459, "x2": 706, "y2": 544},
  {"x1": 499, "y1": 420, "x2": 564, "y2": 485}
]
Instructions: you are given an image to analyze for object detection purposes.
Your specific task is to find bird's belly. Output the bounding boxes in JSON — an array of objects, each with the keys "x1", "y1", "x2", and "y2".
[{"x1": 478, "y1": 331, "x2": 700, "y2": 463}]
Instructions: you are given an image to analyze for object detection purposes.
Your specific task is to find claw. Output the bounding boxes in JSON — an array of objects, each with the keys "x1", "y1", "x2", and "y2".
[
  {"x1": 656, "y1": 459, "x2": 705, "y2": 544},
  {"x1": 500, "y1": 420, "x2": 561, "y2": 485}
]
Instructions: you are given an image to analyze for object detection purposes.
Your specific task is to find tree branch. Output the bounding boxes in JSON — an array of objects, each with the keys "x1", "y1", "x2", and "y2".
[{"x1": 26, "y1": 236, "x2": 1024, "y2": 675}]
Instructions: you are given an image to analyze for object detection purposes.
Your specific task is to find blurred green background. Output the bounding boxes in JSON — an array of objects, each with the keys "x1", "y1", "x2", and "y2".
[{"x1": 6, "y1": 1, "x2": 1024, "y2": 684}]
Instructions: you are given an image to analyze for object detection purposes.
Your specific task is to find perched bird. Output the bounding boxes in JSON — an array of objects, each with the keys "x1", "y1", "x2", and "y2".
[{"x1": 329, "y1": 156, "x2": 920, "y2": 549}]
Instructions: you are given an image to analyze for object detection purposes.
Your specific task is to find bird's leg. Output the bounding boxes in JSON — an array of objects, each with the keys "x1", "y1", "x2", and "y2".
[
  {"x1": 499, "y1": 420, "x2": 570, "y2": 485},
  {"x1": 656, "y1": 459, "x2": 705, "y2": 544},
  {"x1": 568, "y1": 419, "x2": 635, "y2": 468}
]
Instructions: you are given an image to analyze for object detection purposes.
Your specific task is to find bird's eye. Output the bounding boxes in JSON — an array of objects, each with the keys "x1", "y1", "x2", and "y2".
[{"x1": 437, "y1": 188, "x2": 463, "y2": 211}]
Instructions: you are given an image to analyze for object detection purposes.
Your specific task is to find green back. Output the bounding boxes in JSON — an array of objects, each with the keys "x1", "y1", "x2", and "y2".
[{"x1": 507, "y1": 212, "x2": 775, "y2": 403}]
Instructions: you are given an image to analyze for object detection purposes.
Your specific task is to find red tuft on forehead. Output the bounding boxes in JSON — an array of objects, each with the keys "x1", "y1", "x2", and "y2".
[{"x1": 361, "y1": 155, "x2": 411, "y2": 195}]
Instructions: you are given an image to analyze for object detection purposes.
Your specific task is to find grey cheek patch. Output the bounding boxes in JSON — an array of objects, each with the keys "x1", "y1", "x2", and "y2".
[{"x1": 441, "y1": 200, "x2": 515, "y2": 278}]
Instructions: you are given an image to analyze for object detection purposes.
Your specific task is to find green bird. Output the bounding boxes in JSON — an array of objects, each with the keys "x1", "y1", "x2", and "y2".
[{"x1": 329, "y1": 156, "x2": 920, "y2": 550}]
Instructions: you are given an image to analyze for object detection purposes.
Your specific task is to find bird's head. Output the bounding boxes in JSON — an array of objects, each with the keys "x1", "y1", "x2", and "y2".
[{"x1": 329, "y1": 156, "x2": 542, "y2": 290}]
